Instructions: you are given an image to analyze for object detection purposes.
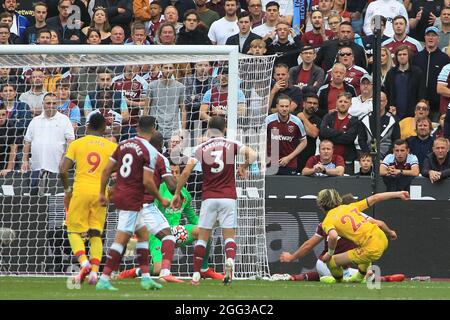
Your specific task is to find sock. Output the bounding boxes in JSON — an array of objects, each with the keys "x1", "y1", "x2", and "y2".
[
  {"x1": 136, "y1": 267, "x2": 142, "y2": 277},
  {"x1": 357, "y1": 263, "x2": 369, "y2": 275},
  {"x1": 327, "y1": 257, "x2": 343, "y2": 280},
  {"x1": 68, "y1": 233, "x2": 88, "y2": 266},
  {"x1": 89, "y1": 236, "x2": 102, "y2": 273},
  {"x1": 161, "y1": 235, "x2": 176, "y2": 272},
  {"x1": 201, "y1": 238, "x2": 212, "y2": 271},
  {"x1": 102, "y1": 242, "x2": 124, "y2": 278},
  {"x1": 224, "y1": 238, "x2": 236, "y2": 260},
  {"x1": 136, "y1": 242, "x2": 150, "y2": 275},
  {"x1": 193, "y1": 240, "x2": 207, "y2": 273}
]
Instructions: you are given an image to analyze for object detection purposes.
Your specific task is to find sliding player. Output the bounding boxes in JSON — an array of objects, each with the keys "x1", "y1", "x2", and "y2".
[
  {"x1": 171, "y1": 116, "x2": 258, "y2": 285},
  {"x1": 317, "y1": 189, "x2": 409, "y2": 283},
  {"x1": 60, "y1": 113, "x2": 117, "y2": 285}
]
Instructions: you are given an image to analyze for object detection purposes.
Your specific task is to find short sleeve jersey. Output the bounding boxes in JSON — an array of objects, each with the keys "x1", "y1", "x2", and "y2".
[
  {"x1": 194, "y1": 136, "x2": 243, "y2": 200},
  {"x1": 321, "y1": 199, "x2": 378, "y2": 246},
  {"x1": 65, "y1": 135, "x2": 117, "y2": 195},
  {"x1": 315, "y1": 223, "x2": 357, "y2": 257},
  {"x1": 110, "y1": 136, "x2": 158, "y2": 211}
]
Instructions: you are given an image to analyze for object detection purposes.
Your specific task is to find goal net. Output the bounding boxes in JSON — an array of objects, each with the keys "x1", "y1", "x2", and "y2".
[{"x1": 0, "y1": 45, "x2": 275, "y2": 279}]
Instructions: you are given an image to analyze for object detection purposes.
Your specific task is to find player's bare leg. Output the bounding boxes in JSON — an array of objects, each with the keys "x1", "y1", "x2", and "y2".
[
  {"x1": 191, "y1": 228, "x2": 212, "y2": 285},
  {"x1": 157, "y1": 229, "x2": 184, "y2": 283},
  {"x1": 135, "y1": 226, "x2": 163, "y2": 290},
  {"x1": 222, "y1": 228, "x2": 236, "y2": 285}
]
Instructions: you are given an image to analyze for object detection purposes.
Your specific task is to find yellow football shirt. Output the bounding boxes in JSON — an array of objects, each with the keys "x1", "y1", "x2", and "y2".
[
  {"x1": 321, "y1": 199, "x2": 379, "y2": 246},
  {"x1": 65, "y1": 135, "x2": 117, "y2": 195}
]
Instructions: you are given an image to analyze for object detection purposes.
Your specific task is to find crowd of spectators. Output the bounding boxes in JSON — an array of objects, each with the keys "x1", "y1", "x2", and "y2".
[{"x1": 0, "y1": 0, "x2": 450, "y2": 192}]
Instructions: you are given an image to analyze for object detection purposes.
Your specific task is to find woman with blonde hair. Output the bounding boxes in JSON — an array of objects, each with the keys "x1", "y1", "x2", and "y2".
[
  {"x1": 379, "y1": 46, "x2": 394, "y2": 85},
  {"x1": 81, "y1": 7, "x2": 111, "y2": 44}
]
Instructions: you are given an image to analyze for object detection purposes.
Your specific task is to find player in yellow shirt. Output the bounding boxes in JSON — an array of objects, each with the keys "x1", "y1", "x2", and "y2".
[
  {"x1": 60, "y1": 112, "x2": 117, "y2": 285},
  {"x1": 317, "y1": 189, "x2": 410, "y2": 283}
]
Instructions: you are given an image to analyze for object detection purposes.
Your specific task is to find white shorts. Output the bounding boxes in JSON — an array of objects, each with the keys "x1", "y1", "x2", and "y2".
[
  {"x1": 199, "y1": 198, "x2": 237, "y2": 229},
  {"x1": 315, "y1": 259, "x2": 358, "y2": 278},
  {"x1": 140, "y1": 203, "x2": 170, "y2": 235},
  {"x1": 117, "y1": 210, "x2": 146, "y2": 234}
]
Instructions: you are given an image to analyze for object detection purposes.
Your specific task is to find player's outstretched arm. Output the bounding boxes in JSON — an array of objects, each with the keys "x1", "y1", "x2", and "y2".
[
  {"x1": 366, "y1": 191, "x2": 410, "y2": 207},
  {"x1": 321, "y1": 229, "x2": 338, "y2": 263},
  {"x1": 280, "y1": 235, "x2": 322, "y2": 263},
  {"x1": 171, "y1": 158, "x2": 197, "y2": 209},
  {"x1": 59, "y1": 157, "x2": 74, "y2": 210},
  {"x1": 368, "y1": 218, "x2": 397, "y2": 240},
  {"x1": 238, "y1": 145, "x2": 258, "y2": 179},
  {"x1": 99, "y1": 159, "x2": 115, "y2": 206}
]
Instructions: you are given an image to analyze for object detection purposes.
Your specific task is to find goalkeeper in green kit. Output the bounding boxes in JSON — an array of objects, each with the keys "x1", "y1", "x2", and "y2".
[{"x1": 118, "y1": 163, "x2": 224, "y2": 281}]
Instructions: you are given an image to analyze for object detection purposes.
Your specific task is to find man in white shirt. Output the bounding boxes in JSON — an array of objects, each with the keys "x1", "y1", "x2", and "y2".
[
  {"x1": 19, "y1": 69, "x2": 46, "y2": 117},
  {"x1": 253, "y1": 1, "x2": 280, "y2": 38},
  {"x1": 363, "y1": 0, "x2": 409, "y2": 37},
  {"x1": 349, "y1": 74, "x2": 373, "y2": 119},
  {"x1": 261, "y1": 0, "x2": 293, "y2": 25},
  {"x1": 208, "y1": 0, "x2": 239, "y2": 45},
  {"x1": 21, "y1": 92, "x2": 74, "y2": 194}
]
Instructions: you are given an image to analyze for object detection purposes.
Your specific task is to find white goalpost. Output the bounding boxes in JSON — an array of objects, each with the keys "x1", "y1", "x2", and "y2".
[{"x1": 0, "y1": 45, "x2": 275, "y2": 279}]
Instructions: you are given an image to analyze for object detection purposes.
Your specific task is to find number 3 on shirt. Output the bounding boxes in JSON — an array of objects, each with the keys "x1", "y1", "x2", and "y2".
[
  {"x1": 210, "y1": 150, "x2": 224, "y2": 173},
  {"x1": 87, "y1": 152, "x2": 101, "y2": 173}
]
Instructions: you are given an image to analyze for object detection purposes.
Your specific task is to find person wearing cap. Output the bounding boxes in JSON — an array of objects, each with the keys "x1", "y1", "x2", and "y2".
[
  {"x1": 412, "y1": 26, "x2": 450, "y2": 121},
  {"x1": 349, "y1": 74, "x2": 373, "y2": 120}
]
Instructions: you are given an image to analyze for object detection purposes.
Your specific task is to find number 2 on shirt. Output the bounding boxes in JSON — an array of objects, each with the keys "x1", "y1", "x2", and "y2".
[
  {"x1": 86, "y1": 152, "x2": 101, "y2": 173},
  {"x1": 341, "y1": 209, "x2": 366, "y2": 232}
]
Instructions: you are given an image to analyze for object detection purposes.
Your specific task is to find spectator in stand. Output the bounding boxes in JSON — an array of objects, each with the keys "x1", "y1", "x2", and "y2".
[
  {"x1": 317, "y1": 63, "x2": 357, "y2": 118},
  {"x1": 269, "y1": 63, "x2": 303, "y2": 114},
  {"x1": 384, "y1": 45, "x2": 426, "y2": 121},
  {"x1": 183, "y1": 61, "x2": 213, "y2": 138},
  {"x1": 177, "y1": 10, "x2": 211, "y2": 45},
  {"x1": 94, "y1": 0, "x2": 133, "y2": 37},
  {"x1": 247, "y1": 0, "x2": 265, "y2": 28},
  {"x1": 46, "y1": 0, "x2": 82, "y2": 44},
  {"x1": 110, "y1": 25, "x2": 125, "y2": 44},
  {"x1": 432, "y1": 113, "x2": 446, "y2": 139},
  {"x1": 253, "y1": 1, "x2": 280, "y2": 38},
  {"x1": 1, "y1": 0, "x2": 28, "y2": 40},
  {"x1": 319, "y1": 92, "x2": 360, "y2": 173},
  {"x1": 55, "y1": 80, "x2": 81, "y2": 132},
  {"x1": 22, "y1": 2, "x2": 47, "y2": 44},
  {"x1": 355, "y1": 152, "x2": 373, "y2": 176},
  {"x1": 437, "y1": 63, "x2": 450, "y2": 117},
  {"x1": 159, "y1": 0, "x2": 196, "y2": 20},
  {"x1": 207, "y1": 0, "x2": 226, "y2": 18},
  {"x1": 288, "y1": 46, "x2": 325, "y2": 94},
  {"x1": 85, "y1": 27, "x2": 102, "y2": 44},
  {"x1": 412, "y1": 27, "x2": 450, "y2": 121},
  {"x1": 363, "y1": 0, "x2": 408, "y2": 38},
  {"x1": 346, "y1": 0, "x2": 366, "y2": 35},
  {"x1": 324, "y1": 46, "x2": 368, "y2": 95},
  {"x1": 112, "y1": 64, "x2": 148, "y2": 136},
  {"x1": 265, "y1": 21, "x2": 299, "y2": 69},
  {"x1": 315, "y1": 21, "x2": 367, "y2": 73},
  {"x1": 332, "y1": 0, "x2": 351, "y2": 22},
  {"x1": 248, "y1": 38, "x2": 267, "y2": 55},
  {"x1": 164, "y1": 6, "x2": 184, "y2": 34},
  {"x1": 380, "y1": 139, "x2": 420, "y2": 192},
  {"x1": 382, "y1": 15, "x2": 423, "y2": 56},
  {"x1": 155, "y1": 22, "x2": 177, "y2": 45},
  {"x1": 0, "y1": 22, "x2": 11, "y2": 44},
  {"x1": 86, "y1": 93, "x2": 123, "y2": 142},
  {"x1": 422, "y1": 137, "x2": 450, "y2": 183},
  {"x1": 379, "y1": 46, "x2": 394, "y2": 86},
  {"x1": 147, "y1": 63, "x2": 186, "y2": 142},
  {"x1": 200, "y1": 67, "x2": 246, "y2": 124},
  {"x1": 305, "y1": 0, "x2": 334, "y2": 32},
  {"x1": 1, "y1": 84, "x2": 32, "y2": 134},
  {"x1": 125, "y1": 21, "x2": 151, "y2": 45},
  {"x1": 0, "y1": 67, "x2": 24, "y2": 93},
  {"x1": 35, "y1": 28, "x2": 52, "y2": 44},
  {"x1": 261, "y1": 0, "x2": 293, "y2": 25},
  {"x1": 0, "y1": 102, "x2": 18, "y2": 176},
  {"x1": 301, "y1": 139, "x2": 345, "y2": 177},
  {"x1": 298, "y1": 10, "x2": 334, "y2": 48},
  {"x1": 208, "y1": 0, "x2": 239, "y2": 45},
  {"x1": 49, "y1": 29, "x2": 60, "y2": 44},
  {"x1": 81, "y1": 7, "x2": 111, "y2": 44},
  {"x1": 349, "y1": 74, "x2": 373, "y2": 119},
  {"x1": 358, "y1": 91, "x2": 400, "y2": 159},
  {"x1": 326, "y1": 10, "x2": 341, "y2": 35},
  {"x1": 194, "y1": 0, "x2": 220, "y2": 30},
  {"x1": 361, "y1": 15, "x2": 389, "y2": 74},
  {"x1": 408, "y1": 0, "x2": 444, "y2": 43},
  {"x1": 226, "y1": 11, "x2": 260, "y2": 54},
  {"x1": 21, "y1": 93, "x2": 75, "y2": 195},
  {"x1": 0, "y1": 12, "x2": 20, "y2": 43},
  {"x1": 399, "y1": 100, "x2": 431, "y2": 140},
  {"x1": 296, "y1": 93, "x2": 322, "y2": 173},
  {"x1": 266, "y1": 94, "x2": 307, "y2": 175},
  {"x1": 406, "y1": 117, "x2": 434, "y2": 168},
  {"x1": 133, "y1": 0, "x2": 164, "y2": 42},
  {"x1": 436, "y1": 7, "x2": 450, "y2": 51},
  {"x1": 19, "y1": 69, "x2": 46, "y2": 117}
]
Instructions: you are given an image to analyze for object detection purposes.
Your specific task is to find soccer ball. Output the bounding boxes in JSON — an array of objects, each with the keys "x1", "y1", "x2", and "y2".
[{"x1": 171, "y1": 225, "x2": 189, "y2": 245}]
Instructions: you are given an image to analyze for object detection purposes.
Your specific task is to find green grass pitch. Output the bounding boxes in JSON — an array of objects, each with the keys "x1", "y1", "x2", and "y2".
[{"x1": 1, "y1": 277, "x2": 450, "y2": 300}]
